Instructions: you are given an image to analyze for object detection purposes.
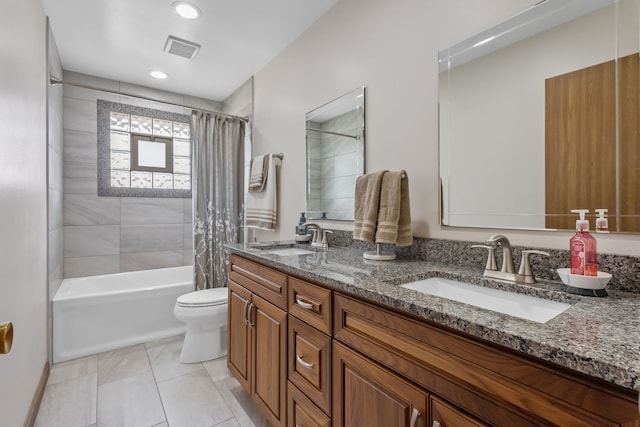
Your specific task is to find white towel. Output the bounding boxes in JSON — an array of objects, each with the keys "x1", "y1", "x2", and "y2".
[
  {"x1": 246, "y1": 154, "x2": 277, "y2": 230},
  {"x1": 248, "y1": 154, "x2": 268, "y2": 192}
]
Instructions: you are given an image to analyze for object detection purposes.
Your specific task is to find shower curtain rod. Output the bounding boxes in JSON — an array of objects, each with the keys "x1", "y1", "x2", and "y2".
[
  {"x1": 49, "y1": 76, "x2": 249, "y2": 122},
  {"x1": 306, "y1": 127, "x2": 358, "y2": 139}
]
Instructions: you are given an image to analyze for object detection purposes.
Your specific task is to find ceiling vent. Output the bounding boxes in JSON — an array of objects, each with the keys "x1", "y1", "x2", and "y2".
[{"x1": 164, "y1": 36, "x2": 201, "y2": 60}]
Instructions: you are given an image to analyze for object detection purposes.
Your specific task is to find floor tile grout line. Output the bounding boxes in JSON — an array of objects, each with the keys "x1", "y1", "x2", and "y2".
[{"x1": 144, "y1": 340, "x2": 171, "y2": 427}]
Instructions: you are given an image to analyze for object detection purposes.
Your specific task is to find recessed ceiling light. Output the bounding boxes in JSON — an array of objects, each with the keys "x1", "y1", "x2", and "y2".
[
  {"x1": 172, "y1": 2, "x2": 201, "y2": 19},
  {"x1": 150, "y1": 70, "x2": 168, "y2": 79}
]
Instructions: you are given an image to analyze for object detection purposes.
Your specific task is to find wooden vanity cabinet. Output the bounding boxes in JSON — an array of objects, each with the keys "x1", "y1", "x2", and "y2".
[
  {"x1": 227, "y1": 255, "x2": 288, "y2": 427},
  {"x1": 334, "y1": 293, "x2": 640, "y2": 427},
  {"x1": 227, "y1": 254, "x2": 640, "y2": 427}
]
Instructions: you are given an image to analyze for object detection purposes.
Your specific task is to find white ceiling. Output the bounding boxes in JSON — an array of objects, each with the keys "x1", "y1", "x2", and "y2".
[{"x1": 43, "y1": 0, "x2": 339, "y2": 101}]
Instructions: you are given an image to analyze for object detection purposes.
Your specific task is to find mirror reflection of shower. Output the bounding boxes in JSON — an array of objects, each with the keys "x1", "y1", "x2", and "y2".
[{"x1": 305, "y1": 86, "x2": 365, "y2": 221}]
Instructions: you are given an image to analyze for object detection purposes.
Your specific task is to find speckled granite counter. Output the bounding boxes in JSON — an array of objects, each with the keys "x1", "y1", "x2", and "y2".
[{"x1": 226, "y1": 242, "x2": 640, "y2": 393}]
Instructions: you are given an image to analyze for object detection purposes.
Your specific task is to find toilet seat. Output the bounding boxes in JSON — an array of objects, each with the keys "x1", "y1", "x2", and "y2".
[{"x1": 176, "y1": 288, "x2": 227, "y2": 308}]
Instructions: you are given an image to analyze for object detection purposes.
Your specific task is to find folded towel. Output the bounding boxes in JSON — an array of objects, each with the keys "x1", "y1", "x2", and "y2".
[
  {"x1": 246, "y1": 154, "x2": 277, "y2": 230},
  {"x1": 248, "y1": 154, "x2": 268, "y2": 192},
  {"x1": 375, "y1": 170, "x2": 412, "y2": 246},
  {"x1": 353, "y1": 171, "x2": 387, "y2": 242}
]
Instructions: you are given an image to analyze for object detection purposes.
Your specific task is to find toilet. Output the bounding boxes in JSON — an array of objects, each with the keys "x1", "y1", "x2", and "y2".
[{"x1": 174, "y1": 287, "x2": 228, "y2": 363}]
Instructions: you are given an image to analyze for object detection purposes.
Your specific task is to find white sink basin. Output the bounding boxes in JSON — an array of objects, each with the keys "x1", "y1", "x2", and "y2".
[
  {"x1": 267, "y1": 248, "x2": 315, "y2": 256},
  {"x1": 400, "y1": 277, "x2": 571, "y2": 323}
]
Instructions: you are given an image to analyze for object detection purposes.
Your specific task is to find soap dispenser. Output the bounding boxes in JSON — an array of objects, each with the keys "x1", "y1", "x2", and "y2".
[
  {"x1": 296, "y1": 212, "x2": 306, "y2": 235},
  {"x1": 595, "y1": 209, "x2": 609, "y2": 233},
  {"x1": 570, "y1": 209, "x2": 597, "y2": 276}
]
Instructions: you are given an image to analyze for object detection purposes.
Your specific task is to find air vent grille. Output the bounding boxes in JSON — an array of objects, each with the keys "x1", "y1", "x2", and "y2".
[{"x1": 164, "y1": 36, "x2": 201, "y2": 60}]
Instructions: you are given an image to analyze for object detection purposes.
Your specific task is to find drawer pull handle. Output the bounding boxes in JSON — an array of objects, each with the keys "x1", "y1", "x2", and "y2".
[
  {"x1": 247, "y1": 302, "x2": 255, "y2": 327},
  {"x1": 295, "y1": 297, "x2": 314, "y2": 310},
  {"x1": 243, "y1": 300, "x2": 250, "y2": 326},
  {"x1": 431, "y1": 420, "x2": 440, "y2": 427},
  {"x1": 410, "y1": 408, "x2": 420, "y2": 427},
  {"x1": 296, "y1": 354, "x2": 315, "y2": 369}
]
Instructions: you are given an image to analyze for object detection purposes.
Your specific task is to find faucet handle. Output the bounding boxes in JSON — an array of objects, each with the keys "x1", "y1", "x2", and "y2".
[
  {"x1": 321, "y1": 230, "x2": 333, "y2": 246},
  {"x1": 471, "y1": 245, "x2": 497, "y2": 271},
  {"x1": 518, "y1": 250, "x2": 550, "y2": 278}
]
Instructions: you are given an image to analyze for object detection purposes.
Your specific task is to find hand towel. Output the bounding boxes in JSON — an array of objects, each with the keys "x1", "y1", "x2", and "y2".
[
  {"x1": 248, "y1": 154, "x2": 268, "y2": 192},
  {"x1": 246, "y1": 154, "x2": 277, "y2": 230},
  {"x1": 353, "y1": 170, "x2": 387, "y2": 242},
  {"x1": 375, "y1": 170, "x2": 412, "y2": 246}
]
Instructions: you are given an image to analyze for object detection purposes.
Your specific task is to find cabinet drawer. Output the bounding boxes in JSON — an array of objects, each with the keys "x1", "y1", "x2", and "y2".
[
  {"x1": 430, "y1": 397, "x2": 486, "y2": 427},
  {"x1": 288, "y1": 277, "x2": 332, "y2": 334},
  {"x1": 229, "y1": 254, "x2": 288, "y2": 309},
  {"x1": 288, "y1": 382, "x2": 331, "y2": 427},
  {"x1": 288, "y1": 315, "x2": 331, "y2": 415}
]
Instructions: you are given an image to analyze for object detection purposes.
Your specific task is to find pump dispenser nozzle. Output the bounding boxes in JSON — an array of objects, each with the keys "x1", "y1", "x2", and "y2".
[
  {"x1": 571, "y1": 209, "x2": 590, "y2": 231},
  {"x1": 595, "y1": 209, "x2": 609, "y2": 233}
]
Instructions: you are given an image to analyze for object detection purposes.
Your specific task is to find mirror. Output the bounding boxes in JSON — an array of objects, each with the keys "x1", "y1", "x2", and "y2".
[
  {"x1": 439, "y1": 0, "x2": 639, "y2": 233},
  {"x1": 306, "y1": 86, "x2": 365, "y2": 221}
]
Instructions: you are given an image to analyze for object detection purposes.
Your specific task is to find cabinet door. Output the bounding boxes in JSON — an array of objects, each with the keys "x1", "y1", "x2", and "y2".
[
  {"x1": 333, "y1": 341, "x2": 427, "y2": 427},
  {"x1": 252, "y1": 294, "x2": 288, "y2": 427},
  {"x1": 227, "y1": 280, "x2": 251, "y2": 393}
]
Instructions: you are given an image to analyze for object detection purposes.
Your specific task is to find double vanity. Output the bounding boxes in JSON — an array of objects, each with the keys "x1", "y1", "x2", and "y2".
[{"x1": 226, "y1": 241, "x2": 640, "y2": 426}]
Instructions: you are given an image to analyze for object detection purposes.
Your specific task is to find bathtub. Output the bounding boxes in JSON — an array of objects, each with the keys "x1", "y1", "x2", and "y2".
[{"x1": 53, "y1": 266, "x2": 193, "y2": 363}]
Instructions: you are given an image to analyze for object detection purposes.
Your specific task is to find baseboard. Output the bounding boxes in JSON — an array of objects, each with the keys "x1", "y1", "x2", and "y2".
[{"x1": 23, "y1": 361, "x2": 50, "y2": 427}]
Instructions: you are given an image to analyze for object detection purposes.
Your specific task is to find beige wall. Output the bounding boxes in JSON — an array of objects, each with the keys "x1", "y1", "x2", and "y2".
[
  {"x1": 252, "y1": 0, "x2": 640, "y2": 256},
  {"x1": 0, "y1": 0, "x2": 48, "y2": 425}
]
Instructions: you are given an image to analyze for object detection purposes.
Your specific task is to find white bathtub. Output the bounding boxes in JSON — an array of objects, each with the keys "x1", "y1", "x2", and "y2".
[{"x1": 53, "y1": 266, "x2": 193, "y2": 363}]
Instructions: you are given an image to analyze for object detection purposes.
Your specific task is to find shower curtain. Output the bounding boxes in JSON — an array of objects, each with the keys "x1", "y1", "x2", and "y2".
[{"x1": 191, "y1": 111, "x2": 245, "y2": 290}]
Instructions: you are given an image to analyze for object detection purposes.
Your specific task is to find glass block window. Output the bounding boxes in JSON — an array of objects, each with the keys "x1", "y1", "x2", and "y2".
[{"x1": 98, "y1": 100, "x2": 191, "y2": 198}]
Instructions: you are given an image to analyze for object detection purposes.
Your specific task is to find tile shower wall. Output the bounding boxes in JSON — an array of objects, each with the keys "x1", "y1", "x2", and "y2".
[
  {"x1": 62, "y1": 72, "x2": 222, "y2": 278},
  {"x1": 307, "y1": 109, "x2": 359, "y2": 220},
  {"x1": 48, "y1": 23, "x2": 64, "y2": 297}
]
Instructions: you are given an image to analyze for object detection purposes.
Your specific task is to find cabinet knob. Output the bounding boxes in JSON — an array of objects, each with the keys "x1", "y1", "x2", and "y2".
[{"x1": 432, "y1": 421, "x2": 441, "y2": 427}]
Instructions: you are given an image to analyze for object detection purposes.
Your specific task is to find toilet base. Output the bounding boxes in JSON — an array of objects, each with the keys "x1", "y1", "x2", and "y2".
[{"x1": 179, "y1": 323, "x2": 227, "y2": 364}]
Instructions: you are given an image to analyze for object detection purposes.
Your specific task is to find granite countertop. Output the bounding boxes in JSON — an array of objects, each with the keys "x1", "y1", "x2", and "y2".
[{"x1": 226, "y1": 242, "x2": 640, "y2": 392}]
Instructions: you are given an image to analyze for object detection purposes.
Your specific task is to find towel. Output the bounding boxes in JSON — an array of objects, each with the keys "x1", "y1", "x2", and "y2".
[
  {"x1": 248, "y1": 154, "x2": 268, "y2": 192},
  {"x1": 353, "y1": 171, "x2": 387, "y2": 242},
  {"x1": 375, "y1": 170, "x2": 412, "y2": 247},
  {"x1": 246, "y1": 154, "x2": 277, "y2": 230}
]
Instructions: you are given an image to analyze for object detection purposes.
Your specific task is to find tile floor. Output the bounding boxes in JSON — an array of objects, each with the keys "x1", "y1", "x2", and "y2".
[{"x1": 35, "y1": 335, "x2": 270, "y2": 427}]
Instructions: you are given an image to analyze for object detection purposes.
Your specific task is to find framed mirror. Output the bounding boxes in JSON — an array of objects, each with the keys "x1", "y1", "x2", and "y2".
[
  {"x1": 439, "y1": 0, "x2": 639, "y2": 233},
  {"x1": 306, "y1": 86, "x2": 365, "y2": 221}
]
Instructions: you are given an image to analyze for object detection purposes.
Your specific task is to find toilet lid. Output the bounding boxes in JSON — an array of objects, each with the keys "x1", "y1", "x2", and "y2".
[{"x1": 177, "y1": 288, "x2": 228, "y2": 307}]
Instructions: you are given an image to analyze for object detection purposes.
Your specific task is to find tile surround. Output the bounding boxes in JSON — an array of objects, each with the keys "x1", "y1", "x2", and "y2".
[{"x1": 62, "y1": 75, "x2": 198, "y2": 277}]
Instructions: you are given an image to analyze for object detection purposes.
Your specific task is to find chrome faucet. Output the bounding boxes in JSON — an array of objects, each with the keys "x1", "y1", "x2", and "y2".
[
  {"x1": 302, "y1": 223, "x2": 322, "y2": 245},
  {"x1": 302, "y1": 223, "x2": 332, "y2": 248},
  {"x1": 485, "y1": 234, "x2": 514, "y2": 273},
  {"x1": 472, "y1": 235, "x2": 549, "y2": 284}
]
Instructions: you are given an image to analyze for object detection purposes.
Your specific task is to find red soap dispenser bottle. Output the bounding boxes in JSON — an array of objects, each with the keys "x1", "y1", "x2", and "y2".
[{"x1": 570, "y1": 209, "x2": 597, "y2": 276}]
